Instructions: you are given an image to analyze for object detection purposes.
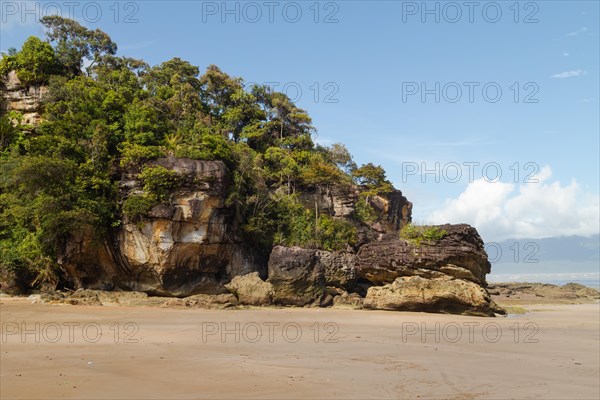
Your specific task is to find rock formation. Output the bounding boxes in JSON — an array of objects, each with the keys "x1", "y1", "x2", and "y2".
[
  {"x1": 62, "y1": 157, "x2": 266, "y2": 297},
  {"x1": 262, "y1": 224, "x2": 504, "y2": 315},
  {"x1": 0, "y1": 73, "x2": 504, "y2": 316},
  {"x1": 267, "y1": 246, "x2": 326, "y2": 306},
  {"x1": 225, "y1": 272, "x2": 274, "y2": 306},
  {"x1": 363, "y1": 276, "x2": 503, "y2": 317},
  {"x1": 0, "y1": 71, "x2": 46, "y2": 126},
  {"x1": 356, "y1": 224, "x2": 490, "y2": 286}
]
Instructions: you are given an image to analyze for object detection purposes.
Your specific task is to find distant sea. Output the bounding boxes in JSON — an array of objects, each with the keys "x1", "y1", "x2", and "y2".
[{"x1": 487, "y1": 273, "x2": 600, "y2": 289}]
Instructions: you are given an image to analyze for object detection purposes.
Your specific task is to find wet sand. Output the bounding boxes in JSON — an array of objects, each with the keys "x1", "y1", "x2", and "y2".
[{"x1": 1, "y1": 298, "x2": 599, "y2": 399}]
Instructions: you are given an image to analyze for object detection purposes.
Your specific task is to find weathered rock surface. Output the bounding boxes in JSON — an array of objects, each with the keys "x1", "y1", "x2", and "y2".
[
  {"x1": 354, "y1": 224, "x2": 502, "y2": 315},
  {"x1": 298, "y1": 187, "x2": 412, "y2": 234},
  {"x1": 267, "y1": 246, "x2": 360, "y2": 305},
  {"x1": 356, "y1": 224, "x2": 490, "y2": 286},
  {"x1": 267, "y1": 246, "x2": 324, "y2": 306},
  {"x1": 318, "y1": 251, "x2": 356, "y2": 289},
  {"x1": 370, "y1": 191, "x2": 413, "y2": 233},
  {"x1": 363, "y1": 276, "x2": 505, "y2": 316},
  {"x1": 0, "y1": 71, "x2": 47, "y2": 126},
  {"x1": 63, "y1": 158, "x2": 266, "y2": 297},
  {"x1": 332, "y1": 290, "x2": 364, "y2": 310},
  {"x1": 225, "y1": 272, "x2": 274, "y2": 306}
]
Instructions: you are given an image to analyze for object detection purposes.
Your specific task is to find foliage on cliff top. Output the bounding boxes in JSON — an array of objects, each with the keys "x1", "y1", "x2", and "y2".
[
  {"x1": 0, "y1": 17, "x2": 396, "y2": 287},
  {"x1": 400, "y1": 224, "x2": 448, "y2": 246}
]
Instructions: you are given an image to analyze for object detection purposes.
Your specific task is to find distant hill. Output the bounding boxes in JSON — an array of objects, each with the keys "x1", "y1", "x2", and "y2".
[{"x1": 488, "y1": 234, "x2": 599, "y2": 275}]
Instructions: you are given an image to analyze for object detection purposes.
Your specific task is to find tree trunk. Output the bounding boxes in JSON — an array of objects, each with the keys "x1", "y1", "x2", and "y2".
[
  {"x1": 280, "y1": 120, "x2": 284, "y2": 140},
  {"x1": 315, "y1": 186, "x2": 320, "y2": 233}
]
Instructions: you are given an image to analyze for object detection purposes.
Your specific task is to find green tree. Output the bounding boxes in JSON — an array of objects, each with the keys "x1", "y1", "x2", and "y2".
[
  {"x1": 200, "y1": 64, "x2": 243, "y2": 122},
  {"x1": 40, "y1": 16, "x2": 117, "y2": 75},
  {"x1": 353, "y1": 162, "x2": 394, "y2": 202},
  {"x1": 139, "y1": 165, "x2": 180, "y2": 202},
  {"x1": 15, "y1": 36, "x2": 60, "y2": 85},
  {"x1": 325, "y1": 143, "x2": 356, "y2": 174}
]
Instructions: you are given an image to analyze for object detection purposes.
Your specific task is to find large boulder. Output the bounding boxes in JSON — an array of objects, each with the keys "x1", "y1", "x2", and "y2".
[
  {"x1": 363, "y1": 276, "x2": 505, "y2": 316},
  {"x1": 356, "y1": 224, "x2": 504, "y2": 316},
  {"x1": 356, "y1": 224, "x2": 490, "y2": 286},
  {"x1": 317, "y1": 250, "x2": 357, "y2": 289},
  {"x1": 267, "y1": 246, "x2": 360, "y2": 305},
  {"x1": 225, "y1": 272, "x2": 274, "y2": 306},
  {"x1": 267, "y1": 246, "x2": 324, "y2": 306}
]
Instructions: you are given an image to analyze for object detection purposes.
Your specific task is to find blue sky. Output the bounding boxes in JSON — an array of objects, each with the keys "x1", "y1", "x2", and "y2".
[{"x1": 1, "y1": 0, "x2": 599, "y2": 243}]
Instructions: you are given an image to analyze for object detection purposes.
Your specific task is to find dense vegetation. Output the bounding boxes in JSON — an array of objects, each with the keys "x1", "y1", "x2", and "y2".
[{"x1": 0, "y1": 17, "x2": 396, "y2": 287}]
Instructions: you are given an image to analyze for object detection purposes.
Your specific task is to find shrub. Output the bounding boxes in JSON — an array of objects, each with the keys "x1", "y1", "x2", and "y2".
[
  {"x1": 352, "y1": 196, "x2": 377, "y2": 224},
  {"x1": 0, "y1": 52, "x2": 18, "y2": 78},
  {"x1": 400, "y1": 224, "x2": 448, "y2": 246},
  {"x1": 139, "y1": 165, "x2": 180, "y2": 202},
  {"x1": 120, "y1": 144, "x2": 162, "y2": 168},
  {"x1": 317, "y1": 214, "x2": 356, "y2": 251},
  {"x1": 268, "y1": 194, "x2": 357, "y2": 251},
  {"x1": 122, "y1": 194, "x2": 156, "y2": 221}
]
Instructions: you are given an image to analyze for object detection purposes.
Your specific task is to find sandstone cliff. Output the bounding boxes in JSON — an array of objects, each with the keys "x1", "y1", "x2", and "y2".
[
  {"x1": 0, "y1": 71, "x2": 46, "y2": 126},
  {"x1": 62, "y1": 157, "x2": 265, "y2": 297}
]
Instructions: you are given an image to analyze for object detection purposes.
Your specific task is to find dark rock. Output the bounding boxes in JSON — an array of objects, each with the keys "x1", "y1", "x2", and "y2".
[
  {"x1": 267, "y1": 246, "x2": 324, "y2": 306},
  {"x1": 356, "y1": 224, "x2": 490, "y2": 286},
  {"x1": 317, "y1": 250, "x2": 357, "y2": 289},
  {"x1": 318, "y1": 292, "x2": 334, "y2": 307},
  {"x1": 0, "y1": 267, "x2": 25, "y2": 295}
]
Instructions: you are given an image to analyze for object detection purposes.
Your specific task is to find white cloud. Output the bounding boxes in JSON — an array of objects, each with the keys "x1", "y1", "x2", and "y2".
[
  {"x1": 426, "y1": 166, "x2": 600, "y2": 242},
  {"x1": 567, "y1": 27, "x2": 588, "y2": 36},
  {"x1": 552, "y1": 69, "x2": 586, "y2": 79},
  {"x1": 563, "y1": 52, "x2": 569, "y2": 57}
]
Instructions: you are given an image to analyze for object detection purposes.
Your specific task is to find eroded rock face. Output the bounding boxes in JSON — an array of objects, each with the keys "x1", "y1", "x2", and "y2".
[
  {"x1": 363, "y1": 276, "x2": 505, "y2": 316},
  {"x1": 298, "y1": 187, "x2": 412, "y2": 233},
  {"x1": 354, "y1": 224, "x2": 502, "y2": 315},
  {"x1": 267, "y1": 246, "x2": 360, "y2": 305},
  {"x1": 0, "y1": 71, "x2": 47, "y2": 126},
  {"x1": 370, "y1": 191, "x2": 413, "y2": 233},
  {"x1": 356, "y1": 224, "x2": 490, "y2": 286},
  {"x1": 318, "y1": 251, "x2": 356, "y2": 289},
  {"x1": 332, "y1": 291, "x2": 364, "y2": 310},
  {"x1": 63, "y1": 158, "x2": 266, "y2": 297}
]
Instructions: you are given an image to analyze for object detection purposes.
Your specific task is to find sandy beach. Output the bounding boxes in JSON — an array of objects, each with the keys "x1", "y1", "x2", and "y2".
[{"x1": 1, "y1": 298, "x2": 599, "y2": 400}]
